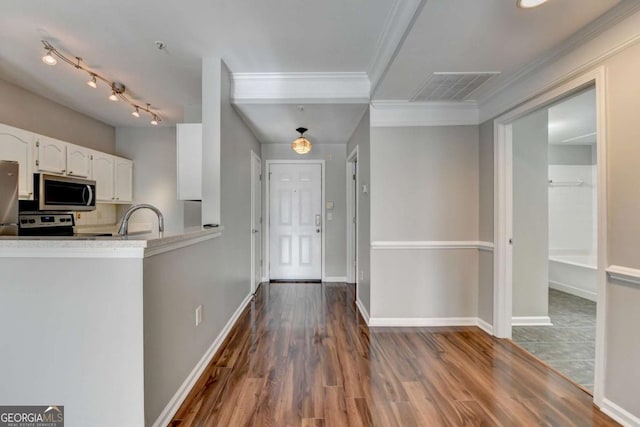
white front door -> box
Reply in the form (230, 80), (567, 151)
(251, 152), (262, 292)
(269, 163), (322, 280)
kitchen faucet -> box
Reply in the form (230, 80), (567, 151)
(118, 204), (164, 236)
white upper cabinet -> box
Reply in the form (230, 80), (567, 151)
(0, 123), (34, 199)
(91, 151), (133, 203)
(66, 144), (91, 178)
(92, 151), (115, 202)
(114, 158), (133, 203)
(36, 135), (67, 174)
(177, 123), (202, 200)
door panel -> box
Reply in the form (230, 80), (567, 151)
(269, 163), (321, 280)
(251, 153), (262, 292)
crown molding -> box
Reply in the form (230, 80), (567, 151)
(368, 0), (426, 95)
(370, 100), (479, 127)
(231, 72), (370, 103)
(478, 2), (640, 122)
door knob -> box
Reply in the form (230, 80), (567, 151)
(316, 228), (321, 233)
(252, 229), (259, 233)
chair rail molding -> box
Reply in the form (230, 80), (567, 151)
(606, 265), (640, 287)
(371, 240), (494, 250)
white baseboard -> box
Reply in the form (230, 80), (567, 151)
(549, 280), (597, 302)
(477, 318), (494, 335)
(355, 298), (370, 325)
(368, 317), (479, 327)
(511, 316), (553, 326)
(324, 276), (347, 283)
(152, 293), (253, 427)
(600, 398), (640, 427)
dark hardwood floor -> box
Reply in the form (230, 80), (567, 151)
(170, 282), (618, 426)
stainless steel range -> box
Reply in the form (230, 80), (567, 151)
(18, 212), (76, 236)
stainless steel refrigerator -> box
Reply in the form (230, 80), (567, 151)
(0, 160), (19, 236)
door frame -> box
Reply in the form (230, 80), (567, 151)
(250, 150), (262, 294)
(265, 159), (326, 282)
(346, 146), (359, 288)
(493, 66), (608, 405)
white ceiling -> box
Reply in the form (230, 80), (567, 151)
(0, 0), (393, 127)
(548, 88), (596, 145)
(374, 0), (621, 101)
(0, 0), (629, 144)
(234, 103), (368, 145)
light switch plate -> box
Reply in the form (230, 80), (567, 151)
(195, 305), (203, 326)
(362, 184), (368, 194)
(326, 201), (334, 210)
(327, 212), (333, 221)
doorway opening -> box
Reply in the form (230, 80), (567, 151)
(493, 67), (607, 405)
(510, 87), (598, 392)
(265, 160), (325, 282)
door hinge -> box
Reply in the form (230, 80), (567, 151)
(353, 217), (356, 223)
(35, 159), (39, 167)
(35, 140), (40, 148)
(259, 173), (262, 181)
(268, 172), (272, 180)
(352, 174), (356, 180)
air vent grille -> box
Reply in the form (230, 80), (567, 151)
(411, 72), (499, 102)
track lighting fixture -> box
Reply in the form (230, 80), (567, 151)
(40, 40), (162, 124)
(87, 74), (97, 89)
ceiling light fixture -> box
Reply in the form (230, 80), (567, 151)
(87, 74), (97, 89)
(517, 0), (549, 8)
(42, 46), (57, 65)
(40, 40), (162, 124)
(291, 127), (312, 154)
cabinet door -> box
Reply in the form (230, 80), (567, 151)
(92, 152), (115, 201)
(0, 124), (34, 199)
(37, 136), (67, 174)
(66, 144), (91, 178)
(114, 158), (133, 203)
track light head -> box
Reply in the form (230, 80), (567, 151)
(150, 115), (159, 126)
(87, 74), (97, 89)
(132, 107), (140, 118)
(42, 47), (57, 65)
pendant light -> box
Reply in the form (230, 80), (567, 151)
(291, 127), (312, 154)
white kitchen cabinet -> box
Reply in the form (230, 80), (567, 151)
(0, 123), (34, 199)
(91, 151), (133, 203)
(36, 135), (67, 174)
(66, 144), (91, 178)
(176, 123), (202, 200)
(92, 152), (115, 202)
(114, 158), (133, 202)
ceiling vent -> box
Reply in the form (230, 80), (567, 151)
(411, 72), (500, 102)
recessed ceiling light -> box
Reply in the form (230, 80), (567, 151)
(517, 0), (549, 8)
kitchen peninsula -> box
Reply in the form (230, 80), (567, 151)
(0, 227), (222, 426)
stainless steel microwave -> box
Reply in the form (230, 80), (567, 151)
(34, 173), (96, 211)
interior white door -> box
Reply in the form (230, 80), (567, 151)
(269, 163), (322, 280)
(251, 153), (262, 292)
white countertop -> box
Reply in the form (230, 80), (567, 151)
(0, 226), (223, 258)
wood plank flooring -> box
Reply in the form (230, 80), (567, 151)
(170, 283), (618, 426)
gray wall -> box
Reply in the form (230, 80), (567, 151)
(142, 61), (261, 424)
(260, 143), (346, 278)
(369, 125), (479, 319)
(478, 120), (494, 325)
(548, 145), (595, 165)
(347, 109), (371, 313)
(115, 127), (184, 232)
(602, 41), (640, 417)
(0, 77), (115, 154)
(370, 126), (479, 241)
(512, 109), (549, 319)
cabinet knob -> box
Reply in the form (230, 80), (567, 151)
(68, 171), (73, 174)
